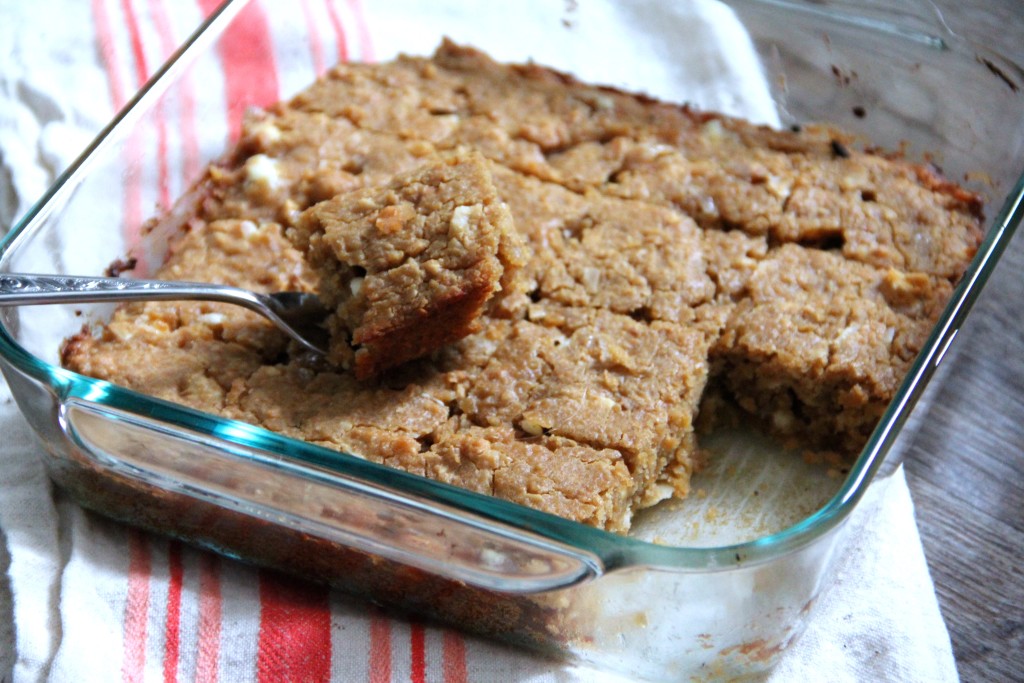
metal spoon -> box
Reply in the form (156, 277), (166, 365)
(0, 273), (329, 355)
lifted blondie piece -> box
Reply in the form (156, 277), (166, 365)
(291, 153), (525, 378)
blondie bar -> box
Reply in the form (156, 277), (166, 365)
(62, 42), (982, 532)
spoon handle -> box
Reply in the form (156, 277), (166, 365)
(0, 273), (252, 307)
(0, 273), (327, 355)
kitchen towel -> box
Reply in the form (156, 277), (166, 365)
(0, 0), (958, 681)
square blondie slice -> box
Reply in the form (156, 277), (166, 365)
(456, 301), (723, 529)
(713, 243), (954, 456)
(489, 166), (717, 323)
(291, 153), (525, 378)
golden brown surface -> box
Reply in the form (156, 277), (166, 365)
(291, 153), (524, 378)
(61, 41), (982, 532)
(713, 244), (954, 454)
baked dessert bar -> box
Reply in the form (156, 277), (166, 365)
(713, 244), (954, 455)
(62, 41), (982, 532)
(290, 153), (524, 378)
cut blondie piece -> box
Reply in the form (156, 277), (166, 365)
(290, 153), (525, 378)
(458, 301), (724, 523)
(227, 365), (637, 531)
(489, 166), (717, 323)
(425, 420), (635, 532)
(713, 243), (953, 455)
(60, 218), (314, 414)
(598, 123), (982, 281)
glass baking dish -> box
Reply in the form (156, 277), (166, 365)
(1, 0), (1022, 679)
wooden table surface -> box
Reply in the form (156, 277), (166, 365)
(897, 4), (1023, 681)
(903, 226), (1024, 682)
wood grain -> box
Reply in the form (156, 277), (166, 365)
(904, 207), (1024, 682)
(898, 3), (1024, 680)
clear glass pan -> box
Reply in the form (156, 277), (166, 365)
(1, 0), (1021, 679)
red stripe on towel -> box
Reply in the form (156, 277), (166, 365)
(90, 10), (153, 678)
(345, 0), (374, 61)
(197, 0), (279, 141)
(442, 632), (467, 683)
(368, 614), (392, 683)
(198, 0), (217, 19)
(256, 572), (332, 683)
(162, 541), (185, 683)
(409, 623), (426, 683)
(195, 553), (223, 682)
(144, 0), (178, 68)
(323, 0), (349, 63)
(122, 531), (152, 683)
(120, 0), (149, 83)
(299, 0), (327, 75)
(120, 0), (171, 209)
(92, 0), (127, 108)
(138, 2), (191, 671)
(92, 0), (146, 255)
(149, 0), (203, 185)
